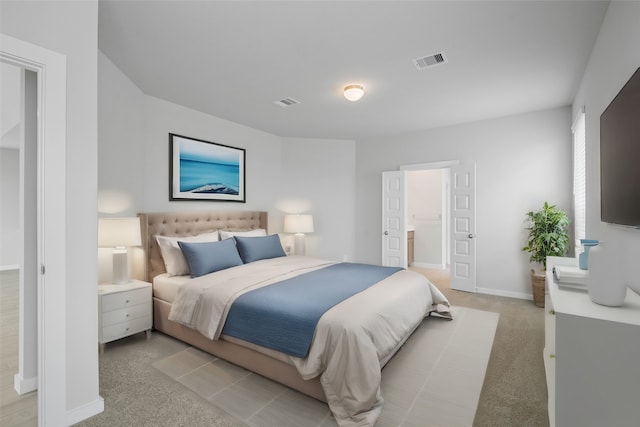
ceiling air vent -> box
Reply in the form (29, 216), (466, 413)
(413, 52), (447, 71)
(273, 97), (301, 108)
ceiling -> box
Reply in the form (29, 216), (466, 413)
(98, 1), (609, 140)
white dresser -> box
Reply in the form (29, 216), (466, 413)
(98, 280), (152, 349)
(545, 256), (640, 427)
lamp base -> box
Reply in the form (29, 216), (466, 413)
(112, 248), (129, 284)
(293, 233), (306, 256)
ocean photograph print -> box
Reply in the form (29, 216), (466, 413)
(169, 133), (246, 202)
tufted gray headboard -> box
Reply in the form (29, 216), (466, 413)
(138, 210), (268, 282)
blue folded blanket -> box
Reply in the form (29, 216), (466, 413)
(222, 262), (402, 357)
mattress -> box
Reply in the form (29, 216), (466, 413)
(152, 269), (433, 368)
(152, 273), (190, 303)
(153, 272), (294, 365)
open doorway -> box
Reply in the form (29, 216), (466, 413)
(383, 162), (477, 292)
(396, 160), (476, 293)
(406, 168), (451, 289)
(2, 33), (72, 425)
(0, 61), (38, 424)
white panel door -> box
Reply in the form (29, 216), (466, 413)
(382, 171), (407, 268)
(450, 163), (476, 292)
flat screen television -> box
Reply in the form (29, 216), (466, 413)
(600, 66), (640, 228)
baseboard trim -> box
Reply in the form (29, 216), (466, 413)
(66, 396), (104, 425)
(476, 286), (533, 301)
(14, 373), (37, 394)
(0, 264), (20, 271)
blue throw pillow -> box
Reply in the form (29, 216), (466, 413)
(178, 238), (243, 278)
(234, 234), (286, 264)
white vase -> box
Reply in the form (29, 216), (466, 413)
(587, 244), (627, 307)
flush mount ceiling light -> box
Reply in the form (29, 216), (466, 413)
(343, 84), (364, 101)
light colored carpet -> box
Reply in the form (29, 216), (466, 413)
(412, 267), (549, 426)
(0, 269), (37, 427)
(3, 267), (546, 426)
(152, 306), (499, 427)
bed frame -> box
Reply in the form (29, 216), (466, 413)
(138, 210), (327, 402)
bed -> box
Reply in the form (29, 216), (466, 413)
(138, 210), (450, 426)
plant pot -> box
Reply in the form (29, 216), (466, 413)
(530, 269), (545, 308)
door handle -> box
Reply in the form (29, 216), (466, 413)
(384, 231), (389, 236)
(468, 233), (476, 239)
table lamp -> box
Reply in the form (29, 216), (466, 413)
(283, 214), (314, 255)
(98, 217), (142, 284)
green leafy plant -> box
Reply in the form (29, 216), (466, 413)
(522, 202), (570, 270)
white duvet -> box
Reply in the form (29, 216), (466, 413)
(168, 256), (450, 427)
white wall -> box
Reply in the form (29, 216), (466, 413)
(98, 53), (357, 271)
(99, 52), (284, 282)
(98, 51), (146, 216)
(1, 62), (21, 268)
(99, 51), (283, 219)
(0, 148), (19, 267)
(355, 107), (573, 298)
(280, 138), (356, 261)
(141, 96), (283, 216)
(572, 1), (640, 294)
(98, 51), (147, 282)
(1, 0), (101, 421)
(1, 62), (21, 148)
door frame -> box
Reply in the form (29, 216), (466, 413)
(1, 33), (68, 426)
(400, 160), (477, 292)
(401, 161), (458, 270)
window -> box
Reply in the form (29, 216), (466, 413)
(572, 109), (586, 251)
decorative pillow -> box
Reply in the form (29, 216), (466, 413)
(178, 238), (243, 278)
(219, 228), (267, 240)
(156, 231), (219, 277)
(234, 234), (287, 264)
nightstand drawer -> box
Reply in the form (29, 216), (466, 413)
(102, 316), (151, 343)
(102, 301), (151, 327)
(101, 287), (150, 312)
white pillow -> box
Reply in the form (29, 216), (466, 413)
(156, 231), (219, 276)
(218, 228), (267, 240)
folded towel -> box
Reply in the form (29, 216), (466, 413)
(553, 265), (588, 286)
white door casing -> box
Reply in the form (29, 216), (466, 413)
(1, 33), (68, 426)
(382, 171), (407, 268)
(450, 163), (476, 292)
(19, 67), (38, 393)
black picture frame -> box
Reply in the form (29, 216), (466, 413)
(169, 133), (246, 202)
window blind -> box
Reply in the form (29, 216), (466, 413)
(572, 110), (586, 251)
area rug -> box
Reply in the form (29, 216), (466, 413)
(153, 306), (499, 427)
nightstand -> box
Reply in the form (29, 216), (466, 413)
(98, 280), (152, 351)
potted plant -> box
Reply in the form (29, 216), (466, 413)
(522, 202), (570, 307)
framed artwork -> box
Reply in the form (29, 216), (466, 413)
(169, 133), (246, 202)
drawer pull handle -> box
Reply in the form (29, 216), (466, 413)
(125, 300), (130, 303)
(549, 310), (555, 315)
(126, 328), (129, 331)
(126, 314), (130, 318)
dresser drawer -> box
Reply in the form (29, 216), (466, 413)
(101, 315), (151, 343)
(102, 301), (151, 327)
(101, 287), (150, 312)
(544, 292), (556, 354)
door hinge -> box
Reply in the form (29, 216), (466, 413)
(41, 265), (45, 275)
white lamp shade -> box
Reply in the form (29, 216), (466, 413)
(98, 217), (142, 247)
(284, 214), (314, 233)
